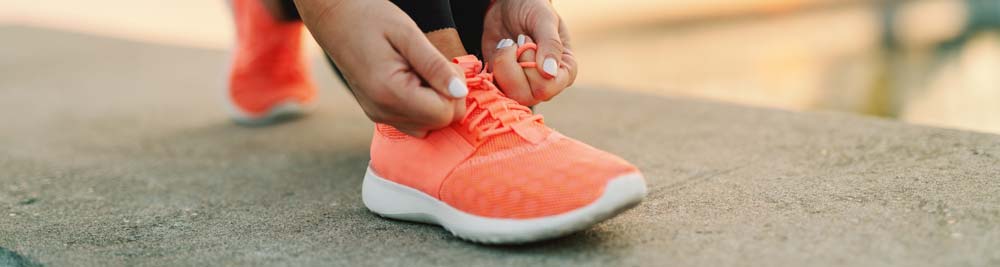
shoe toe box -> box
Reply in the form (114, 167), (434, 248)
(439, 137), (640, 219)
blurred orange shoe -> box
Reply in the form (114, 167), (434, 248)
(227, 0), (316, 125)
(362, 55), (647, 244)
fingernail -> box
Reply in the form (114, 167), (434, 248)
(448, 77), (468, 97)
(497, 39), (514, 49)
(542, 57), (558, 77)
(517, 34), (526, 46)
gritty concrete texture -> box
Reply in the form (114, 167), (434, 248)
(1, 26), (999, 267)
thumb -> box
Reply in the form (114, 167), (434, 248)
(530, 9), (564, 80)
(387, 24), (469, 98)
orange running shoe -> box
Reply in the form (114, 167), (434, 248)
(227, 0), (316, 125)
(362, 54), (647, 244)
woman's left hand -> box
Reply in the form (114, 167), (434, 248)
(481, 0), (577, 107)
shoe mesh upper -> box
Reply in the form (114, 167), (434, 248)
(440, 135), (637, 219)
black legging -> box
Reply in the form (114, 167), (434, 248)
(280, 0), (492, 86)
(388, 0), (491, 57)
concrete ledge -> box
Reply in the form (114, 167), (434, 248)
(2, 26), (998, 266)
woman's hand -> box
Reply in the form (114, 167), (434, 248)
(482, 0), (578, 107)
(295, 0), (468, 137)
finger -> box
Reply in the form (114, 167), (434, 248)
(514, 34), (538, 68)
(530, 9), (564, 80)
(452, 96), (466, 123)
(518, 37), (569, 102)
(556, 49), (579, 87)
(560, 48), (578, 88)
(485, 37), (511, 73)
(386, 21), (469, 99)
(492, 38), (536, 106)
(391, 93), (460, 137)
(352, 67), (431, 138)
(558, 20), (578, 87)
(447, 62), (467, 123)
(373, 60), (458, 137)
(392, 83), (459, 134)
(481, 32), (507, 70)
(539, 65), (573, 101)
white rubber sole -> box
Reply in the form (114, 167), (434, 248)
(361, 166), (648, 244)
(226, 99), (309, 126)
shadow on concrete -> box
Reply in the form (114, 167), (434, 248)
(0, 247), (42, 267)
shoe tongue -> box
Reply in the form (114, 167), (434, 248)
(461, 83), (549, 144)
(452, 55), (549, 143)
(464, 79), (522, 121)
(453, 55), (483, 77)
(463, 89), (500, 125)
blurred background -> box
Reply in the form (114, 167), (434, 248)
(2, 0), (999, 133)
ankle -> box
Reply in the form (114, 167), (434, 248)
(426, 28), (468, 59)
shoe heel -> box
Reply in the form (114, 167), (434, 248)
(361, 167), (439, 225)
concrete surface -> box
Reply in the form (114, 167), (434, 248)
(1, 26), (999, 266)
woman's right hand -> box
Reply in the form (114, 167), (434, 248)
(294, 0), (468, 138)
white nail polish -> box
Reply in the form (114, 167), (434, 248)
(496, 39), (508, 49)
(542, 57), (558, 77)
(498, 39), (514, 49)
(517, 34), (526, 46)
(448, 77), (468, 97)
